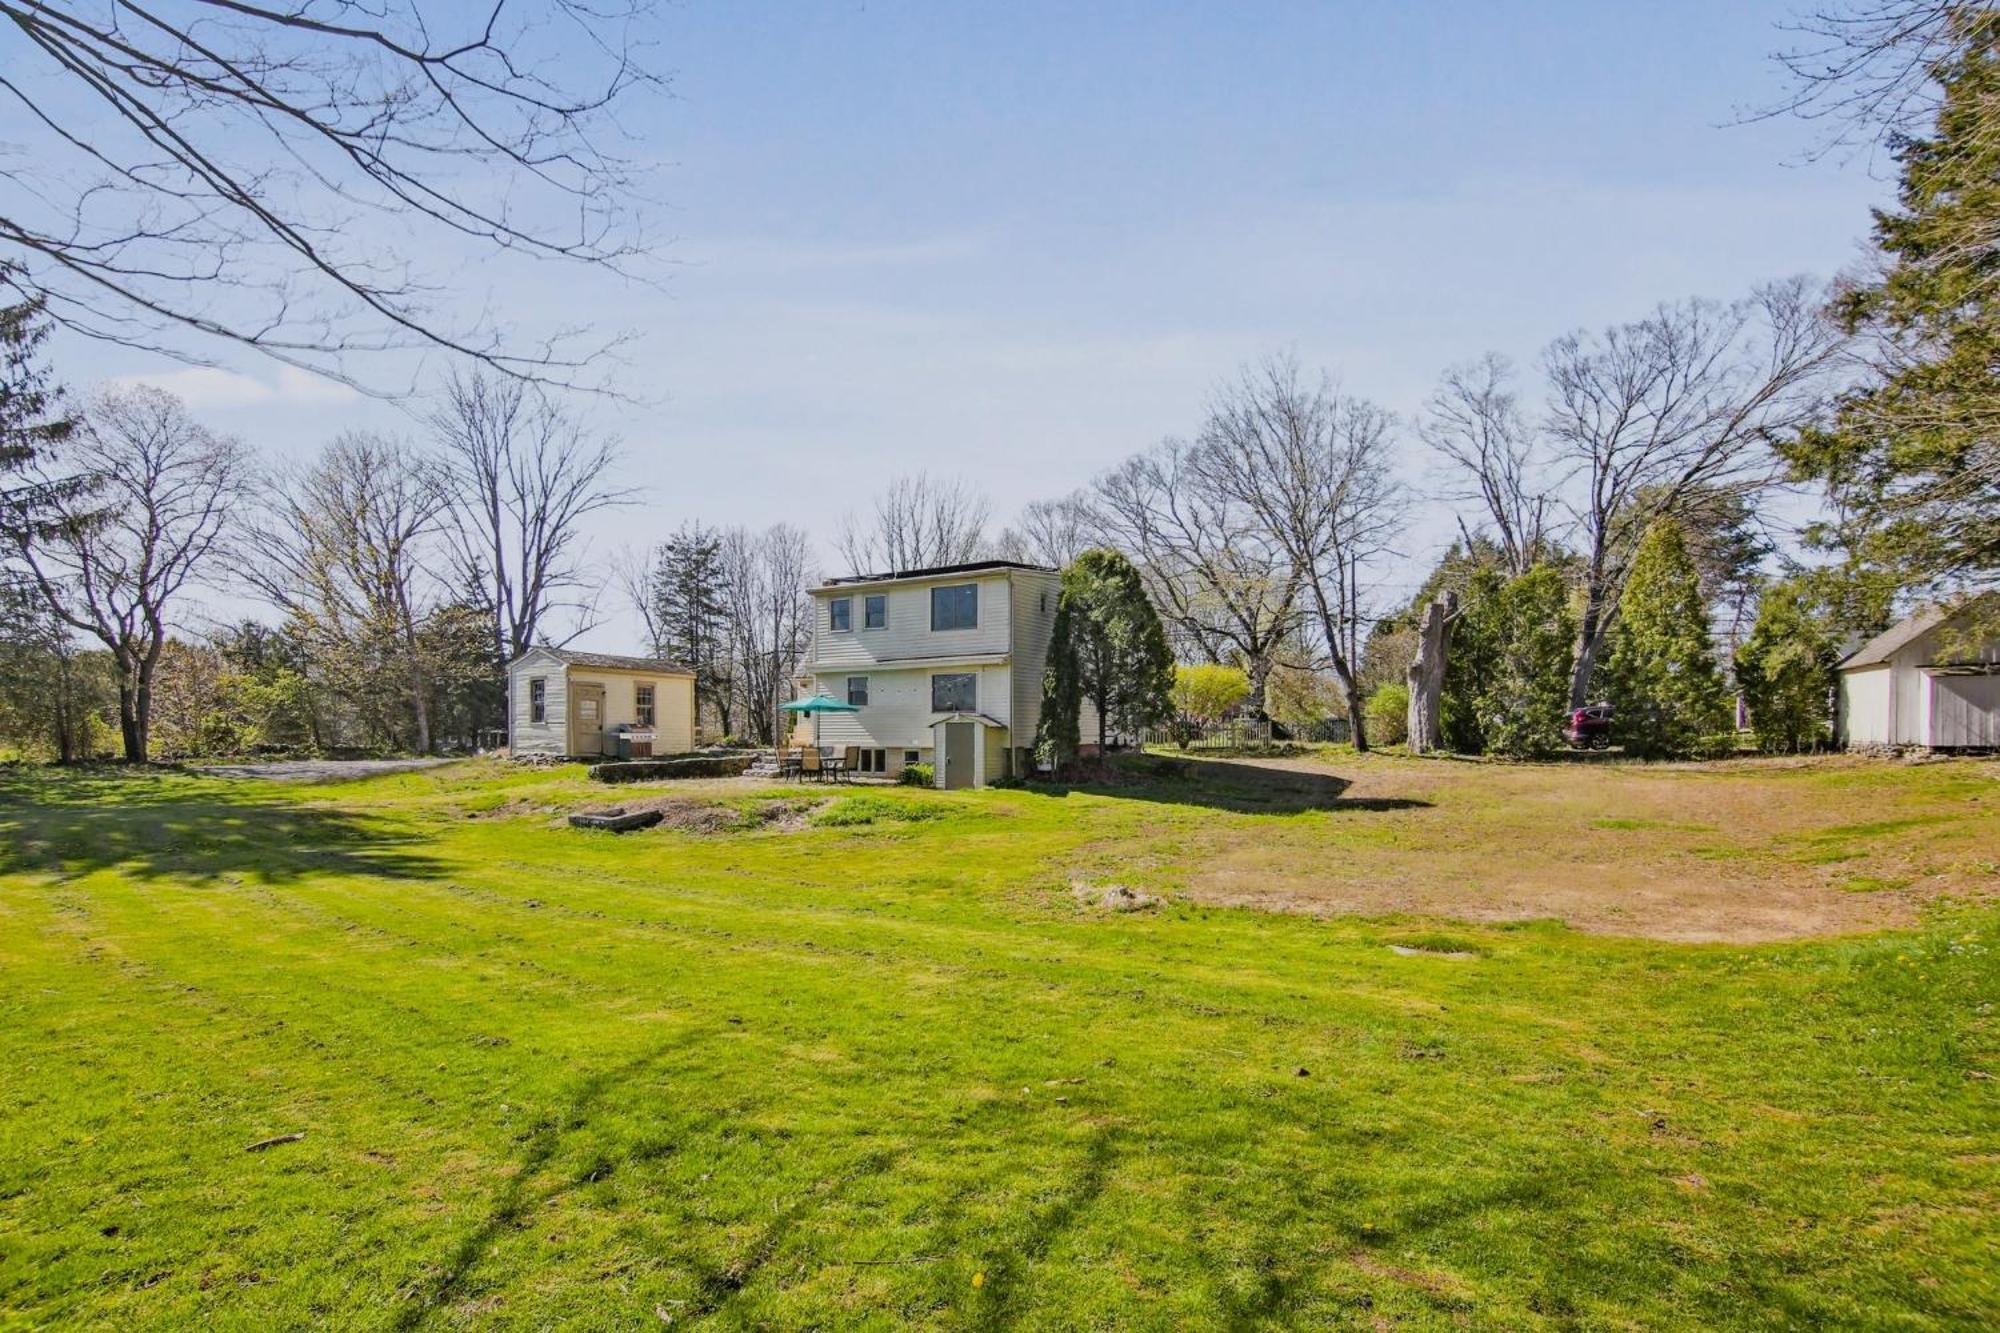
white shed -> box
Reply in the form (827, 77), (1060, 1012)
(1836, 602), (2000, 750)
(506, 646), (696, 759)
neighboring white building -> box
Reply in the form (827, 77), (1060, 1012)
(1836, 602), (2000, 750)
(800, 560), (1067, 788)
(507, 646), (696, 759)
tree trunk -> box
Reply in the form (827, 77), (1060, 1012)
(1244, 654), (1272, 721)
(1405, 594), (1454, 754)
(117, 682), (145, 762)
(1569, 600), (1605, 710)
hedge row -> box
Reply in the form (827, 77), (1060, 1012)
(587, 753), (755, 783)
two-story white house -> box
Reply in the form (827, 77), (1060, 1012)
(800, 560), (1064, 788)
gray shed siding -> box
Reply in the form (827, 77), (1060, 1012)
(508, 651), (571, 757)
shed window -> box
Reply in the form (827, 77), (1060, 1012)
(829, 597), (852, 632)
(636, 683), (655, 727)
(931, 583), (978, 631)
(864, 594), (887, 629)
(529, 677), (547, 723)
(932, 672), (977, 712)
(847, 676), (869, 706)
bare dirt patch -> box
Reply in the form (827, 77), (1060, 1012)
(576, 795), (825, 835)
(1167, 753), (1998, 943)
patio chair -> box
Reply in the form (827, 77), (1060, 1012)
(841, 746), (861, 782)
(799, 747), (823, 782)
(778, 747), (802, 781)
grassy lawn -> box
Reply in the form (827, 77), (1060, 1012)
(0, 755), (1994, 1329)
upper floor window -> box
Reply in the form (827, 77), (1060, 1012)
(829, 597), (852, 632)
(864, 594), (887, 629)
(847, 676), (869, 706)
(635, 683), (655, 727)
(529, 677), (547, 723)
(931, 583), (978, 631)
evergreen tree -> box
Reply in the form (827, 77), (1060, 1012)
(1782, 11), (2000, 611)
(1734, 579), (1840, 754)
(652, 523), (733, 733)
(1604, 521), (1731, 759)
(0, 278), (85, 576)
(1474, 564), (1577, 759)
(1438, 566), (1505, 754)
(1036, 549), (1174, 772)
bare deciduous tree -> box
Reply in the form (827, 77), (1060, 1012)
(989, 493), (1097, 568)
(1422, 354), (1551, 576)
(721, 524), (814, 746)
(1764, 1), (1980, 154)
(1, 0), (658, 385)
(431, 369), (628, 669)
(1195, 357), (1405, 750)
(836, 473), (990, 576)
(9, 385), (245, 760)
(1544, 278), (1843, 705)
(240, 433), (451, 752)
(1094, 439), (1301, 718)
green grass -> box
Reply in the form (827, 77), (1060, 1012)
(0, 758), (1995, 1329)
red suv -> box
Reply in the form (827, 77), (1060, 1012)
(1565, 704), (1613, 750)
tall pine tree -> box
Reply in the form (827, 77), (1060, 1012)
(1783, 10), (2000, 611)
(1605, 521), (1731, 759)
(651, 524), (733, 735)
(1734, 579), (1840, 754)
(0, 278), (84, 566)
(1036, 549), (1173, 773)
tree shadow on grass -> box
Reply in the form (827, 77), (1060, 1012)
(1035, 756), (1432, 816)
(0, 767), (443, 884)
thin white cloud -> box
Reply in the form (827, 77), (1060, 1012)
(110, 365), (359, 411)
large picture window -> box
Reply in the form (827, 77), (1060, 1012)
(529, 677), (546, 723)
(829, 597), (852, 632)
(931, 672), (977, 712)
(930, 583), (977, 631)
(635, 683), (655, 727)
(864, 594), (887, 629)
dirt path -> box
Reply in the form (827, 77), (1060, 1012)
(197, 757), (462, 782)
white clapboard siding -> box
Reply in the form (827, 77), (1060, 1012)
(811, 574), (1012, 669)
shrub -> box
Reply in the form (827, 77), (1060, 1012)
(1172, 664), (1251, 726)
(1364, 682), (1410, 746)
(812, 794), (948, 827)
(899, 762), (934, 787)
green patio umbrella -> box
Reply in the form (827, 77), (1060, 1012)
(780, 692), (859, 745)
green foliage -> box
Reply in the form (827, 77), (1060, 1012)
(1475, 566), (1578, 758)
(0, 277), (82, 550)
(1036, 549), (1174, 771)
(1605, 522), (1732, 758)
(1735, 579), (1840, 754)
(1171, 663), (1250, 724)
(1439, 565), (1576, 758)
(1436, 567), (1500, 755)
(1781, 13), (2000, 609)
(1364, 682), (1410, 747)
(898, 761), (934, 787)
(652, 523), (733, 727)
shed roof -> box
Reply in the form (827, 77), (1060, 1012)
(511, 645), (693, 675)
(1838, 596), (1997, 669)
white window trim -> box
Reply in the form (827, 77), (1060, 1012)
(846, 675), (869, 707)
(829, 596), (853, 633)
(863, 593), (887, 631)
(930, 583), (979, 632)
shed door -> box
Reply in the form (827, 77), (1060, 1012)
(570, 682), (607, 756)
(942, 722), (975, 789)
(1929, 672), (2000, 748)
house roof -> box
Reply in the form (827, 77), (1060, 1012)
(512, 645), (693, 675)
(1838, 596), (1997, 669)
(819, 558), (1056, 589)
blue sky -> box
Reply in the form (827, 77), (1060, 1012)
(73, 1), (1893, 647)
